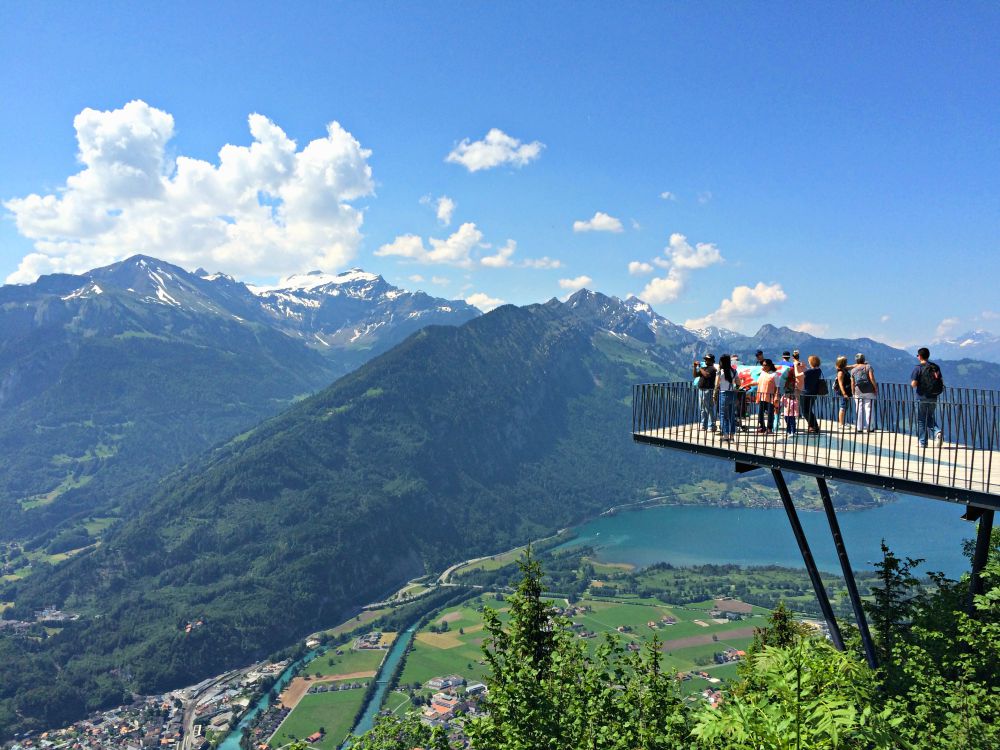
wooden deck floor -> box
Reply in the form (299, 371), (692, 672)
(634, 419), (1000, 507)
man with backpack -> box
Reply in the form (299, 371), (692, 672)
(911, 347), (945, 448)
(693, 354), (718, 432)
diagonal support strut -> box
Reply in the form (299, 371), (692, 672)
(968, 508), (995, 612)
(816, 477), (877, 668)
(771, 469), (845, 651)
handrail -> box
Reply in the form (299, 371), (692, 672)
(632, 382), (1000, 500)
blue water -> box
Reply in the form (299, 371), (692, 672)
(345, 624), (418, 743)
(218, 650), (319, 750)
(559, 495), (974, 579)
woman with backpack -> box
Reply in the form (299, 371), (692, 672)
(851, 353), (878, 432)
(833, 356), (853, 428)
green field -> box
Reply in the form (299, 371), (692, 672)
(269, 685), (366, 749)
(320, 607), (392, 638)
(392, 593), (760, 713)
(306, 643), (386, 677)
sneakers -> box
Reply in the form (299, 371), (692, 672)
(935, 432), (944, 447)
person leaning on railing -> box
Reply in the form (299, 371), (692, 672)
(833, 356), (853, 428)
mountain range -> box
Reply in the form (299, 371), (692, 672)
(0, 256), (478, 539)
(2, 256), (999, 737)
(932, 330), (1000, 364)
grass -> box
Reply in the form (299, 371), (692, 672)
(18, 473), (94, 510)
(82, 517), (117, 536)
(320, 607), (392, 638)
(269, 687), (365, 749)
(305, 645), (386, 677)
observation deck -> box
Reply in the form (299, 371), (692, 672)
(631, 380), (998, 667)
(632, 382), (1000, 510)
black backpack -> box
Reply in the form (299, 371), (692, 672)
(919, 362), (945, 397)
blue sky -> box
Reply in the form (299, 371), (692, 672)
(1, 2), (997, 345)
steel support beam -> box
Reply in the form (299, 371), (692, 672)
(771, 469), (845, 651)
(816, 478), (877, 668)
(968, 509), (995, 612)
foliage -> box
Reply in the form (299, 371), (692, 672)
(465, 552), (690, 749)
(692, 638), (899, 749)
(349, 714), (449, 750)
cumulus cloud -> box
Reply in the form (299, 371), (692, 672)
(559, 275), (592, 291)
(660, 191), (677, 201)
(936, 317), (960, 338)
(431, 276), (449, 285)
(5, 100), (375, 283)
(792, 321), (830, 337)
(522, 256), (562, 269)
(376, 222), (484, 267)
(628, 261), (654, 276)
(408, 274), (425, 283)
(880, 314), (891, 323)
(639, 232), (724, 303)
(481, 240), (516, 268)
(466, 291), (505, 311)
(445, 128), (544, 172)
(684, 282), (787, 330)
(573, 211), (623, 233)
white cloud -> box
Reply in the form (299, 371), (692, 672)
(481, 239), (516, 268)
(5, 100), (375, 284)
(630, 218), (641, 230)
(660, 191), (676, 201)
(558, 275), (592, 291)
(936, 317), (960, 338)
(697, 191), (713, 205)
(431, 276), (449, 286)
(684, 282), (787, 330)
(573, 211), (623, 233)
(435, 196), (455, 225)
(880, 314), (891, 323)
(628, 261), (654, 276)
(522, 256), (562, 269)
(638, 232), (724, 304)
(640, 269), (685, 304)
(408, 274), (425, 283)
(445, 128), (544, 172)
(792, 321), (830, 337)
(375, 222), (484, 267)
(466, 291), (505, 311)
(981, 310), (999, 320)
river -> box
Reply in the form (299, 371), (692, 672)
(559, 495), (974, 578)
(217, 650), (319, 750)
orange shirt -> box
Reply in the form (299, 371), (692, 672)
(757, 371), (778, 403)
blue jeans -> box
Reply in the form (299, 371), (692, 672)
(699, 389), (716, 429)
(719, 390), (736, 436)
(916, 399), (940, 446)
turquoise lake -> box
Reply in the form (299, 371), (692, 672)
(560, 495), (974, 579)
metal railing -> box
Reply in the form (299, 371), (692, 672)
(632, 382), (1000, 500)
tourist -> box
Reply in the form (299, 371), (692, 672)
(779, 351), (794, 367)
(833, 356), (853, 428)
(757, 359), (778, 434)
(780, 381), (799, 437)
(716, 354), (738, 442)
(851, 353), (878, 432)
(693, 354), (717, 431)
(802, 355), (823, 433)
(911, 347), (945, 448)
(755, 350), (765, 367)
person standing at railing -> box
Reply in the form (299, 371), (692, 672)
(911, 347), (945, 448)
(757, 359), (779, 434)
(833, 356), (853, 428)
(802, 355), (824, 433)
(716, 354), (738, 442)
(693, 354), (718, 431)
(851, 353), (878, 432)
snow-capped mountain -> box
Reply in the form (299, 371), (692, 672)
(932, 330), (1000, 364)
(561, 289), (700, 347)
